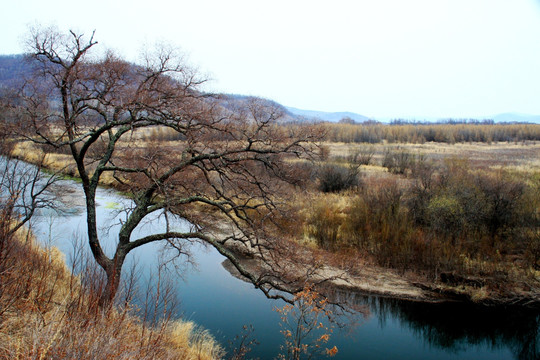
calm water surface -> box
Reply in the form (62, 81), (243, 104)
(31, 179), (539, 360)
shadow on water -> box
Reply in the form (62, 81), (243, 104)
(332, 289), (539, 360)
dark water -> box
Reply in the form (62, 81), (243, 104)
(31, 179), (539, 360)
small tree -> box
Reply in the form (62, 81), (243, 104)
(0, 111), (58, 312)
(275, 286), (337, 360)
(12, 26), (322, 307)
(0, 101), (58, 243)
(349, 145), (374, 166)
(382, 148), (415, 175)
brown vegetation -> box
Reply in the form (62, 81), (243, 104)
(322, 121), (540, 144)
(300, 143), (540, 305)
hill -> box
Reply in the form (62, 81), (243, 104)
(0, 54), (32, 87)
(3, 55), (539, 124)
(0, 55), (369, 123)
(286, 106), (369, 122)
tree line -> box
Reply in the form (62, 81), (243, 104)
(321, 122), (540, 144)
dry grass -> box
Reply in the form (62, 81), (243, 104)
(325, 141), (540, 173)
(12, 142), (119, 187)
(0, 227), (223, 360)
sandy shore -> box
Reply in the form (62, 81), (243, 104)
(221, 251), (433, 304)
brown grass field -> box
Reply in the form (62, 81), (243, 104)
(323, 141), (540, 172)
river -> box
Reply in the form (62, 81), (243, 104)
(29, 177), (539, 359)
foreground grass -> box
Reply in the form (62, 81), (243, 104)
(0, 228), (223, 360)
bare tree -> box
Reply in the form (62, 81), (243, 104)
(12, 26), (323, 307)
(0, 104), (59, 313)
(0, 97), (58, 238)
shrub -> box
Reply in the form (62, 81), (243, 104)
(382, 149), (415, 175)
(305, 200), (345, 251)
(475, 171), (526, 240)
(525, 233), (540, 269)
(349, 146), (375, 166)
(275, 286), (337, 360)
(317, 164), (360, 193)
(427, 195), (465, 240)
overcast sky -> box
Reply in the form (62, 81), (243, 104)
(2, 0), (540, 119)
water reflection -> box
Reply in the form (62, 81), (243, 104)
(332, 289), (539, 360)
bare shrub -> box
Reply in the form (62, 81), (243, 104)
(305, 200), (345, 251)
(349, 145), (375, 166)
(525, 234), (540, 270)
(275, 286), (337, 360)
(317, 164), (360, 193)
(426, 195), (465, 241)
(475, 171), (527, 241)
(382, 148), (415, 175)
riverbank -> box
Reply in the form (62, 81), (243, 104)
(221, 242), (540, 308)
(0, 224), (223, 359)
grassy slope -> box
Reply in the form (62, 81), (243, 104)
(0, 227), (223, 360)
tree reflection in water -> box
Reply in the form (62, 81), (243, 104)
(333, 289), (539, 360)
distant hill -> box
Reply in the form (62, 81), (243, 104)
(285, 106), (369, 123)
(0, 55), (303, 123)
(217, 94), (299, 123)
(2, 55), (539, 125)
(0, 54), (32, 87)
(492, 113), (540, 124)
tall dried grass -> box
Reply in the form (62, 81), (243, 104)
(0, 227), (223, 360)
(322, 122), (540, 144)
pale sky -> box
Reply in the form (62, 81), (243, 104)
(2, 0), (540, 119)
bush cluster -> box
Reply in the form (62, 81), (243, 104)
(304, 159), (540, 279)
(316, 164), (361, 193)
